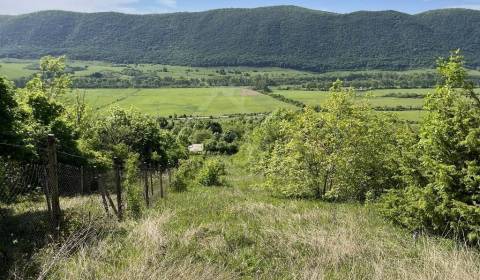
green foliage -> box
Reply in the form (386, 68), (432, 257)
(380, 51), (480, 244)
(86, 106), (186, 168)
(253, 75), (272, 93)
(13, 56), (85, 164)
(251, 81), (404, 200)
(1, 8), (480, 71)
(197, 158), (226, 186)
(189, 129), (213, 144)
(0, 158), (11, 203)
(0, 76), (29, 158)
(171, 118), (249, 155)
(124, 153), (144, 219)
(171, 157), (204, 192)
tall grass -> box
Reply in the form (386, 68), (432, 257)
(7, 158), (480, 279)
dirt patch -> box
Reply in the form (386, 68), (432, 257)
(240, 89), (260, 96)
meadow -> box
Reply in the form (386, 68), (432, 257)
(67, 87), (431, 120)
(69, 88), (295, 116)
(65, 87), (431, 121)
(0, 58), (320, 81)
(7, 156), (479, 280)
(275, 89), (428, 106)
(2, 58), (478, 121)
(3, 57), (479, 80)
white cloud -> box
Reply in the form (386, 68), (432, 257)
(449, 4), (480, 10)
(157, 0), (176, 8)
(0, 0), (176, 15)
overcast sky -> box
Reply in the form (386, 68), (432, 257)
(2, 0), (480, 15)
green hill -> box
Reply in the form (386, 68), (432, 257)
(1, 6), (480, 71)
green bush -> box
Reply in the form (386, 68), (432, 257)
(197, 159), (226, 186)
(380, 186), (480, 245)
(171, 157), (203, 192)
(379, 51), (480, 245)
(250, 81), (402, 201)
(0, 158), (10, 203)
(124, 153), (144, 218)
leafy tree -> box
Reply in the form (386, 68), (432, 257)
(0, 77), (28, 158)
(253, 75), (272, 93)
(170, 157), (204, 192)
(380, 50), (480, 244)
(189, 129), (213, 144)
(251, 80), (402, 200)
(16, 56), (83, 163)
(88, 107), (186, 169)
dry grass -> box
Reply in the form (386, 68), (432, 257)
(5, 168), (480, 280)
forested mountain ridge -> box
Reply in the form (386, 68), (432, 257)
(1, 6), (480, 71)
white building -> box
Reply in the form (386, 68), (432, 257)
(188, 144), (204, 153)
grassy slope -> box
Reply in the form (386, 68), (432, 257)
(26, 157), (480, 280)
(69, 88), (295, 116)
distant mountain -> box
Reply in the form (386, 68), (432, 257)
(1, 6), (479, 71)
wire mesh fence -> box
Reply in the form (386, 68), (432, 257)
(0, 137), (178, 280)
(1, 140), (175, 240)
(0, 160), (48, 204)
(139, 166), (173, 206)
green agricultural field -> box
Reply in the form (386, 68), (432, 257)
(0, 59), (37, 79)
(70, 87), (295, 116)
(277, 88), (479, 103)
(0, 58), (315, 81)
(275, 89), (428, 106)
(275, 89), (432, 121)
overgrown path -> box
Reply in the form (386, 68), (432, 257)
(38, 157), (480, 280)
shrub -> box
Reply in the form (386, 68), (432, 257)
(171, 157), (203, 192)
(124, 153), (144, 218)
(0, 158), (10, 203)
(170, 173), (188, 192)
(379, 51), (480, 245)
(251, 81), (402, 201)
(197, 159), (226, 186)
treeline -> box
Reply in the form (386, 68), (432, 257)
(247, 51), (480, 245)
(69, 70), (475, 90)
(13, 67), (480, 90)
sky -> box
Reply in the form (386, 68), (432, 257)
(2, 0), (480, 15)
